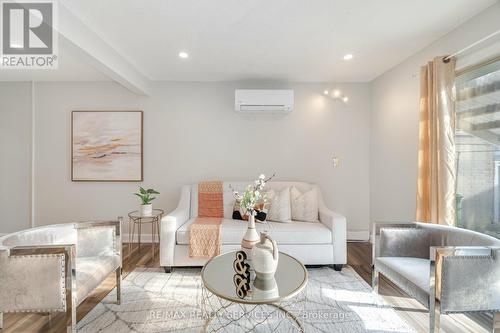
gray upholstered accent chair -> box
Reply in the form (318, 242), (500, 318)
(372, 222), (500, 333)
(0, 219), (122, 333)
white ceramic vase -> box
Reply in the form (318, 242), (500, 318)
(241, 213), (260, 257)
(141, 204), (153, 216)
(251, 231), (279, 280)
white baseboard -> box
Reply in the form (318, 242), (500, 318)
(123, 234), (159, 243)
(347, 230), (370, 242)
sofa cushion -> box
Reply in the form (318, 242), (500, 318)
(290, 186), (319, 222)
(266, 188), (292, 222)
(376, 257), (430, 307)
(76, 255), (121, 305)
(176, 218), (332, 245)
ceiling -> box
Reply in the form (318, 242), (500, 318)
(1, 0), (498, 83)
(0, 38), (111, 82)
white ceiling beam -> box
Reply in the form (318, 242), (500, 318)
(57, 3), (151, 95)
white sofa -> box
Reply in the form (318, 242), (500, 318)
(0, 220), (122, 333)
(160, 181), (347, 272)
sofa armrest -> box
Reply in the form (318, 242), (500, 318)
(0, 245), (76, 321)
(160, 185), (191, 267)
(75, 219), (122, 259)
(372, 222), (416, 263)
(431, 246), (500, 313)
(319, 205), (347, 265)
(378, 227), (430, 259)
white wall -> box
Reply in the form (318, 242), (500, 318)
(0, 82), (32, 233)
(31, 81), (371, 238)
(370, 2), (500, 225)
(6, 2), (498, 239)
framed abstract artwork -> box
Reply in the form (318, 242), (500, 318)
(71, 111), (143, 181)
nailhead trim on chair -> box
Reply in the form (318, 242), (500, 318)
(10, 254), (66, 312)
(444, 255), (493, 259)
(444, 309), (500, 314)
(60, 254), (67, 311)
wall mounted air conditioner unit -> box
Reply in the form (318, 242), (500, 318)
(235, 89), (294, 113)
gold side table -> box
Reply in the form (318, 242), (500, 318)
(128, 209), (164, 259)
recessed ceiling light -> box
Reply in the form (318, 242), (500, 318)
(333, 90), (341, 98)
(178, 51), (189, 59)
(323, 90), (329, 95)
(342, 96), (349, 103)
(343, 54), (353, 60)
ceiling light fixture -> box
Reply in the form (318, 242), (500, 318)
(324, 89), (349, 103)
(343, 54), (353, 60)
(178, 51), (189, 59)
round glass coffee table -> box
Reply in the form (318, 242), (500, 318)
(201, 251), (308, 332)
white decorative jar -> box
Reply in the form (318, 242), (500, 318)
(251, 231), (279, 280)
(241, 213), (260, 257)
(252, 277), (279, 300)
(141, 204), (153, 216)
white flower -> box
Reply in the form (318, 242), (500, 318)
(259, 174), (266, 180)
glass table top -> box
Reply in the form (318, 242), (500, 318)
(128, 209), (164, 219)
(201, 251), (308, 304)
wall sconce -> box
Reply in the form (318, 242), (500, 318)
(323, 89), (349, 103)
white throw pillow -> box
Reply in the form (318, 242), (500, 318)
(290, 186), (318, 222)
(266, 188), (292, 223)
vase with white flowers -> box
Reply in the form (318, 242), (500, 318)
(233, 174), (275, 256)
(134, 187), (160, 216)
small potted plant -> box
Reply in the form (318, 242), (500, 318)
(134, 187), (160, 216)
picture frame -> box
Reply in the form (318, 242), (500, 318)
(71, 110), (143, 182)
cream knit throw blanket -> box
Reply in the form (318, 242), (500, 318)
(189, 181), (223, 258)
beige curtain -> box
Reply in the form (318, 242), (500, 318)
(416, 56), (456, 226)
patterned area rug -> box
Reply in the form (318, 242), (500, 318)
(77, 267), (415, 333)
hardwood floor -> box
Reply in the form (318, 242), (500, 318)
(2, 242), (491, 332)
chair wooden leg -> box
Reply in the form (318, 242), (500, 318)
(116, 267), (122, 305)
(64, 246), (76, 333)
(493, 311), (500, 333)
(429, 299), (441, 333)
(372, 269), (379, 294)
(66, 300), (76, 333)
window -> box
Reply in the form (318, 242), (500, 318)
(455, 57), (500, 239)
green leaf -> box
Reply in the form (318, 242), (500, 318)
(147, 189), (160, 194)
(139, 187), (147, 194)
